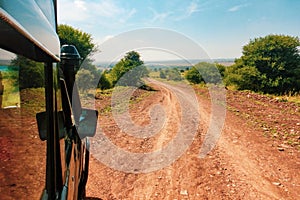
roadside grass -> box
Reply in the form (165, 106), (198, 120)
(273, 93), (300, 105)
(20, 88), (45, 116)
(96, 86), (154, 115)
(1, 71), (20, 108)
(148, 71), (159, 78)
(1, 70), (45, 115)
(192, 83), (300, 150)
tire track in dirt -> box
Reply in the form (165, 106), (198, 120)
(128, 79), (195, 199)
(87, 79), (200, 199)
(196, 89), (300, 199)
(86, 80), (300, 199)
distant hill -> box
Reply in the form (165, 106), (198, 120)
(95, 58), (235, 69)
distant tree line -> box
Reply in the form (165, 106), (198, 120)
(158, 68), (183, 81)
(10, 25), (148, 92)
(184, 34), (300, 95)
(12, 24), (300, 96)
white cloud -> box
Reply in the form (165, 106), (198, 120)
(149, 7), (172, 23)
(74, 0), (87, 11)
(58, 0), (90, 22)
(187, 1), (200, 16)
(119, 8), (136, 23)
(58, 0), (136, 26)
(228, 4), (249, 12)
(174, 1), (202, 21)
(91, 1), (123, 18)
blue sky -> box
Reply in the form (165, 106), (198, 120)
(57, 0), (300, 61)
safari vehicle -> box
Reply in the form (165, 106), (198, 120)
(0, 1), (98, 199)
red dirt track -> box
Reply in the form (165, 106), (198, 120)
(0, 80), (299, 199)
(86, 80), (300, 200)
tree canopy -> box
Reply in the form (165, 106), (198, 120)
(11, 56), (44, 89)
(110, 51), (148, 86)
(11, 25), (98, 89)
(58, 24), (97, 59)
(185, 62), (222, 84)
(226, 34), (300, 94)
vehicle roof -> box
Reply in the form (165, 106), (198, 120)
(0, 1), (60, 62)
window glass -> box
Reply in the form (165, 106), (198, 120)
(0, 48), (46, 199)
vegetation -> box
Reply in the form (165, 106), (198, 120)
(76, 69), (94, 93)
(7, 25), (99, 90)
(183, 34), (300, 96)
(97, 70), (111, 90)
(75, 58), (101, 94)
(164, 69), (182, 81)
(10, 25), (300, 98)
(224, 34), (300, 95)
(0, 68), (20, 107)
(109, 51), (148, 87)
(11, 56), (44, 89)
(185, 62), (223, 84)
(154, 68), (185, 81)
(159, 70), (166, 79)
(58, 24), (97, 59)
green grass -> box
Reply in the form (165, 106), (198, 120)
(148, 71), (160, 78)
(1, 71), (20, 108)
(97, 86), (154, 115)
(20, 88), (45, 115)
(279, 94), (300, 104)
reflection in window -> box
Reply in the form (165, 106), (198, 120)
(0, 48), (46, 199)
(0, 49), (19, 109)
(0, 65), (20, 108)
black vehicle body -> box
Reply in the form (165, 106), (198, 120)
(0, 1), (97, 199)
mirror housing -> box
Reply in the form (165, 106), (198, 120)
(36, 108), (98, 140)
(36, 111), (66, 141)
(77, 109), (98, 139)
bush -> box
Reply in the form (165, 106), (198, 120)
(98, 71), (111, 90)
(185, 62), (222, 84)
(230, 34), (300, 94)
(224, 65), (261, 91)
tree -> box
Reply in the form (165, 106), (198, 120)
(165, 69), (182, 81)
(233, 34), (300, 94)
(58, 24), (101, 93)
(11, 56), (44, 89)
(79, 58), (99, 79)
(98, 70), (111, 90)
(58, 24), (97, 59)
(215, 63), (226, 78)
(185, 66), (202, 84)
(185, 62), (222, 84)
(159, 70), (166, 79)
(76, 69), (94, 93)
(224, 64), (261, 91)
(109, 51), (148, 86)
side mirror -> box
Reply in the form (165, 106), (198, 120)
(78, 109), (98, 139)
(36, 111), (66, 141)
(36, 108), (98, 140)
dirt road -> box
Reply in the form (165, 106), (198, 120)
(86, 79), (300, 200)
(0, 80), (298, 199)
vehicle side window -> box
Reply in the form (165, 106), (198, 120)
(0, 48), (46, 199)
